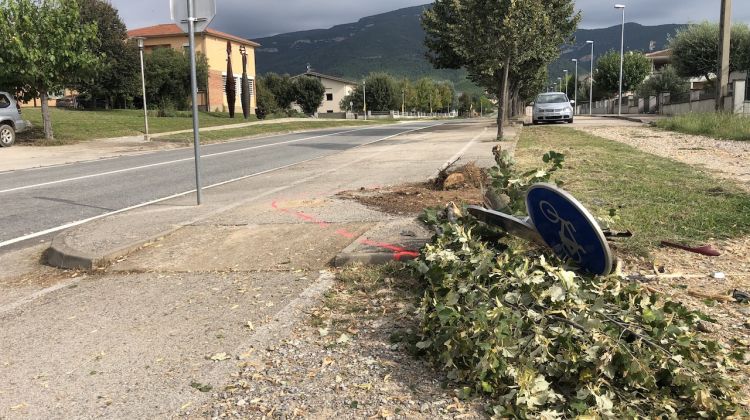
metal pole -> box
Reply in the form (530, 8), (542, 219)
(402, 89), (405, 114)
(564, 70), (569, 97)
(588, 41), (594, 116)
(138, 43), (150, 141)
(363, 80), (367, 120)
(573, 60), (578, 116)
(187, 0), (203, 205)
(716, 0), (732, 111)
(618, 8), (625, 115)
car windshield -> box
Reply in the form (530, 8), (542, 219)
(536, 94), (568, 104)
(0, 95), (10, 109)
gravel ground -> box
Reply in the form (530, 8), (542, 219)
(576, 125), (750, 191)
(187, 266), (489, 419)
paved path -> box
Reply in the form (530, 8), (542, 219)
(0, 120), (499, 419)
(0, 122), (437, 250)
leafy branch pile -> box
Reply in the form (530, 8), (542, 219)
(414, 152), (745, 418)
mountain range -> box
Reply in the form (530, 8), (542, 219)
(250, 5), (684, 93)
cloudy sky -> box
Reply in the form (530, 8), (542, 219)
(114, 1), (750, 39)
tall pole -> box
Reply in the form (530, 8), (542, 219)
(402, 89), (405, 114)
(564, 70), (569, 97)
(591, 50), (595, 115)
(717, 0), (732, 111)
(616, 4), (626, 116)
(572, 59), (578, 116)
(137, 38), (149, 141)
(187, 0), (203, 205)
(363, 80), (367, 120)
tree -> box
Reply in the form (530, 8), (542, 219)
(255, 76), (279, 119)
(594, 51), (651, 97)
(0, 0), (99, 140)
(343, 73), (398, 113)
(669, 22), (750, 81)
(423, 0), (579, 139)
(144, 48), (208, 111)
(293, 76), (325, 115)
(72, 0), (139, 109)
(637, 65), (689, 97)
(262, 73), (296, 110)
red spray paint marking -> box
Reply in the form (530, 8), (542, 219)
(271, 200), (420, 261)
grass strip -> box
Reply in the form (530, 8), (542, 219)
(516, 126), (750, 255)
(655, 112), (750, 141)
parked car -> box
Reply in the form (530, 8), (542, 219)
(55, 95), (81, 109)
(532, 92), (574, 124)
(0, 91), (31, 147)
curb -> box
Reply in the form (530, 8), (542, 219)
(44, 225), (184, 270)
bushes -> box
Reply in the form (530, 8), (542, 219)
(413, 151), (745, 418)
(143, 48), (208, 112)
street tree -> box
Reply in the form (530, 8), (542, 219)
(637, 65), (689, 97)
(0, 0), (99, 140)
(423, 0), (579, 139)
(594, 51), (651, 97)
(73, 0), (140, 109)
(144, 48), (208, 112)
(292, 76), (325, 115)
(344, 73), (398, 112)
(669, 22), (750, 81)
(255, 76), (280, 118)
(262, 73), (296, 110)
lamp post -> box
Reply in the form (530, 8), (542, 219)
(363, 80), (367, 120)
(563, 69), (569, 97)
(615, 4), (626, 115)
(557, 77), (562, 92)
(135, 37), (149, 141)
(586, 40), (594, 115)
(572, 59), (578, 116)
(402, 89), (405, 114)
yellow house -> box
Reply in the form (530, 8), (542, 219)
(128, 24), (259, 113)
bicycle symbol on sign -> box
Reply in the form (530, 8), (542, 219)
(539, 201), (587, 263)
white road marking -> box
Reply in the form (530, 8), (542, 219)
(0, 123), (442, 250)
(0, 123), (425, 195)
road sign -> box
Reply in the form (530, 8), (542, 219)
(526, 183), (613, 276)
(171, 0), (216, 33)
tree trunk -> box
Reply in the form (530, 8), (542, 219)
(496, 55), (511, 140)
(41, 91), (54, 140)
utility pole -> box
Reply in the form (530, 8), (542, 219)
(563, 70), (569, 97)
(587, 40), (594, 115)
(717, 0), (732, 111)
(363, 80), (367, 120)
(615, 4), (626, 116)
(572, 59), (578, 115)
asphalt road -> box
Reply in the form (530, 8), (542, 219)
(0, 121), (442, 250)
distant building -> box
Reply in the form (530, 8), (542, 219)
(292, 71), (357, 114)
(644, 48), (708, 91)
(128, 24), (260, 113)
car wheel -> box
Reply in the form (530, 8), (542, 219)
(0, 124), (15, 147)
(567, 118), (574, 124)
(532, 120), (540, 125)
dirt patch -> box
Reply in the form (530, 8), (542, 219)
(339, 163), (486, 215)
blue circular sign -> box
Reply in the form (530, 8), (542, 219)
(526, 183), (613, 276)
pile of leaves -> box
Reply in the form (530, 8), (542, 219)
(413, 150), (746, 418)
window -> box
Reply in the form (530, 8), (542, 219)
(222, 75), (254, 97)
(327, 110), (334, 113)
(0, 94), (10, 109)
(326, 93), (334, 101)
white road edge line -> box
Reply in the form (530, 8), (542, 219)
(0, 123), (421, 195)
(0, 123), (443, 250)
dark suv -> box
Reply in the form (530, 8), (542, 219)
(0, 92), (31, 147)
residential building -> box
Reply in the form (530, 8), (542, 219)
(644, 49), (709, 91)
(128, 24), (259, 113)
(292, 71), (357, 114)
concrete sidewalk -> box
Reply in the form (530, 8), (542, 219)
(0, 120), (507, 419)
(589, 113), (664, 124)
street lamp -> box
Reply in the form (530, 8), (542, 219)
(402, 89), (405, 114)
(363, 80), (367, 120)
(615, 4), (626, 115)
(563, 69), (569, 97)
(135, 37), (149, 141)
(586, 40), (594, 116)
(572, 59), (579, 116)
(557, 77), (562, 92)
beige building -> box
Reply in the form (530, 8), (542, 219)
(128, 24), (259, 113)
(293, 71), (357, 114)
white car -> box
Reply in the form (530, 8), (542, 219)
(532, 93), (574, 125)
(0, 91), (31, 147)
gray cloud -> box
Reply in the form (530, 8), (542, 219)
(113, 1), (750, 39)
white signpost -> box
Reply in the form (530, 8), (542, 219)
(171, 0), (216, 205)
